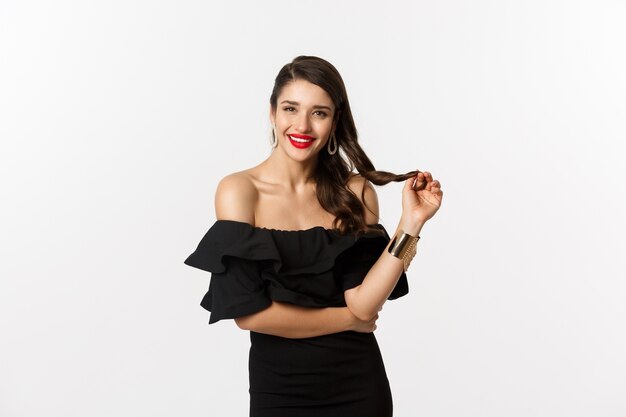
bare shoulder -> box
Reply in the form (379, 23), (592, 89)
(215, 171), (258, 224)
(346, 173), (380, 224)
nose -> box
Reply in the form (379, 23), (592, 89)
(295, 113), (312, 132)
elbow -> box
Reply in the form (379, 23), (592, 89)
(354, 310), (377, 323)
(344, 286), (377, 322)
(234, 317), (249, 330)
(234, 303), (273, 331)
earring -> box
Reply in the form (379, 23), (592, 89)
(327, 132), (338, 155)
(269, 123), (278, 148)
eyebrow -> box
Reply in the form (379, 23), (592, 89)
(280, 100), (333, 111)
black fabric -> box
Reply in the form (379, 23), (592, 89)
(184, 220), (408, 323)
(249, 330), (393, 417)
(184, 220), (409, 416)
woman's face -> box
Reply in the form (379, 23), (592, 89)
(270, 79), (337, 162)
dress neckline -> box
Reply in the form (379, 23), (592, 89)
(215, 219), (384, 234)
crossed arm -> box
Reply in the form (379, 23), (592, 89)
(235, 219), (422, 339)
(234, 302), (374, 339)
(216, 173), (423, 339)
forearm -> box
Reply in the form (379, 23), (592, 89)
(346, 217), (425, 321)
(236, 301), (354, 339)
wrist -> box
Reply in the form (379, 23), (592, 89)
(388, 228), (420, 272)
(340, 307), (356, 332)
(397, 215), (425, 237)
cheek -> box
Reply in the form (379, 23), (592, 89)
(315, 120), (332, 132)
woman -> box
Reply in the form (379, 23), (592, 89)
(185, 55), (443, 417)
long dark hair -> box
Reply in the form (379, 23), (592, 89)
(270, 55), (419, 235)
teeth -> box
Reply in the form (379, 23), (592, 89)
(289, 135), (313, 143)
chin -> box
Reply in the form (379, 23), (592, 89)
(280, 145), (321, 162)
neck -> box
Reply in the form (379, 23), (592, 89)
(259, 148), (319, 191)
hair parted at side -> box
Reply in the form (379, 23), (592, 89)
(270, 55), (419, 235)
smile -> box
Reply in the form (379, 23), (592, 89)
(288, 135), (315, 149)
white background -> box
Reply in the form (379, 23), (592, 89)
(1, 1), (625, 416)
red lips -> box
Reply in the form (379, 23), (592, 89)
(289, 133), (315, 139)
(287, 133), (316, 149)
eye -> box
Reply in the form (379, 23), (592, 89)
(283, 107), (295, 112)
(314, 111), (328, 117)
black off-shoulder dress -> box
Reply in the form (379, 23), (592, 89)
(184, 220), (409, 417)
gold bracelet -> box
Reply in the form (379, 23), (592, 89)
(388, 229), (420, 272)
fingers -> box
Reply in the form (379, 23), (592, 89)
(420, 171), (443, 195)
(407, 171), (443, 197)
(371, 314), (379, 332)
(405, 176), (417, 192)
(422, 171), (433, 188)
(353, 312), (381, 333)
(408, 171), (426, 191)
(426, 178), (438, 192)
(428, 179), (442, 196)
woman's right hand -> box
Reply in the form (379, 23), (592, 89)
(350, 312), (379, 333)
(401, 170), (443, 225)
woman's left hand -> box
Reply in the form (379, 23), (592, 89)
(402, 171), (443, 224)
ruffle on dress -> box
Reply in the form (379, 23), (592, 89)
(184, 220), (409, 324)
